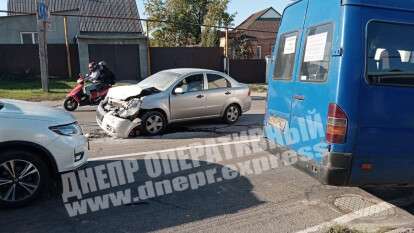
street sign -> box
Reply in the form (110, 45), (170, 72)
(37, 1), (49, 21)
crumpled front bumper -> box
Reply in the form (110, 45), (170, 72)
(96, 103), (141, 138)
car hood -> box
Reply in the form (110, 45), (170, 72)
(0, 99), (76, 124)
(107, 85), (143, 100)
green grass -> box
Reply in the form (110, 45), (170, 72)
(0, 77), (76, 101)
(249, 84), (268, 93)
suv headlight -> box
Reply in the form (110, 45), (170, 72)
(50, 122), (83, 136)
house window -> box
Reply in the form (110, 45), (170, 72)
(20, 32), (38, 44)
(256, 46), (262, 59)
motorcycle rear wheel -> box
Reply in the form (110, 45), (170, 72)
(64, 97), (79, 111)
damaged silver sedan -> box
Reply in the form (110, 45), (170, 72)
(96, 68), (252, 138)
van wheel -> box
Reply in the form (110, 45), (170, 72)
(64, 97), (78, 111)
(223, 104), (241, 124)
(0, 150), (48, 208)
(141, 111), (167, 136)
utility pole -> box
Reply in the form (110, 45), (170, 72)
(63, 16), (72, 78)
(225, 28), (230, 75)
(36, 0), (49, 92)
(146, 21), (151, 76)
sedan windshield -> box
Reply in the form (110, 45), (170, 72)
(137, 71), (182, 91)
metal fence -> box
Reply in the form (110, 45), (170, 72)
(0, 45), (266, 83)
(229, 59), (266, 84)
(149, 47), (224, 74)
(0, 44), (79, 78)
(150, 47), (266, 83)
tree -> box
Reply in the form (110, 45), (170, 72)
(144, 0), (235, 47)
(231, 34), (254, 59)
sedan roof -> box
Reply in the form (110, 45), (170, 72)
(161, 68), (221, 75)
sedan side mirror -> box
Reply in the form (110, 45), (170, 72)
(174, 87), (184, 95)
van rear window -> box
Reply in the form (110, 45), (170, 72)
(367, 21), (414, 87)
(273, 31), (299, 80)
(300, 23), (333, 82)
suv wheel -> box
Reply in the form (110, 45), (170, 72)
(0, 150), (48, 208)
(141, 111), (167, 136)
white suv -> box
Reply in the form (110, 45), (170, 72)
(0, 99), (88, 207)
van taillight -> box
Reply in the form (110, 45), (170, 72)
(326, 103), (348, 144)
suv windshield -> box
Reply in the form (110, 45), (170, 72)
(367, 21), (414, 86)
(137, 71), (181, 91)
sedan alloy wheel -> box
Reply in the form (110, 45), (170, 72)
(225, 104), (241, 124)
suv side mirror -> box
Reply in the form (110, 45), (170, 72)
(174, 87), (184, 94)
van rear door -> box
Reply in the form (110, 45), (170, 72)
(264, 0), (308, 146)
(288, 0), (342, 164)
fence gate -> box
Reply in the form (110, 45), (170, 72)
(88, 44), (141, 81)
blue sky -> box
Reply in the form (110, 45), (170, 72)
(0, 0), (291, 25)
(228, 0), (290, 25)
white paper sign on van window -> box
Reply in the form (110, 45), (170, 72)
(304, 32), (328, 62)
(283, 35), (297, 54)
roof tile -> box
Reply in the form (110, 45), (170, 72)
(7, 0), (142, 33)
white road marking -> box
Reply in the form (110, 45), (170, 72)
(297, 193), (414, 233)
(88, 138), (261, 161)
(295, 201), (396, 233)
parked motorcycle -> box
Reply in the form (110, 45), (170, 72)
(63, 74), (111, 111)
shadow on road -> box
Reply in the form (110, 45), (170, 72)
(133, 113), (265, 140)
(365, 187), (414, 214)
(0, 160), (264, 233)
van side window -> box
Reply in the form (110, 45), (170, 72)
(367, 21), (414, 86)
(300, 23), (333, 82)
(273, 31), (299, 80)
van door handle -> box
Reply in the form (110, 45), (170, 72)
(225, 91), (231, 95)
(293, 95), (305, 101)
(196, 94), (204, 99)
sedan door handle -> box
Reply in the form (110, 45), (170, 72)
(293, 95), (305, 101)
(196, 94), (204, 99)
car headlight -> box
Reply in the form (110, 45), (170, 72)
(118, 99), (142, 118)
(50, 122), (83, 136)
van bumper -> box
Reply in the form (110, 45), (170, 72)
(319, 152), (352, 186)
(261, 137), (352, 186)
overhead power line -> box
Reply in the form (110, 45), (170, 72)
(0, 10), (278, 34)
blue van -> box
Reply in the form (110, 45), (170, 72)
(264, 0), (414, 186)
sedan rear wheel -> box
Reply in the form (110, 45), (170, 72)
(141, 111), (167, 136)
(223, 104), (241, 124)
(0, 151), (47, 208)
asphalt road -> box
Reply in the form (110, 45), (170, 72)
(2, 96), (414, 233)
